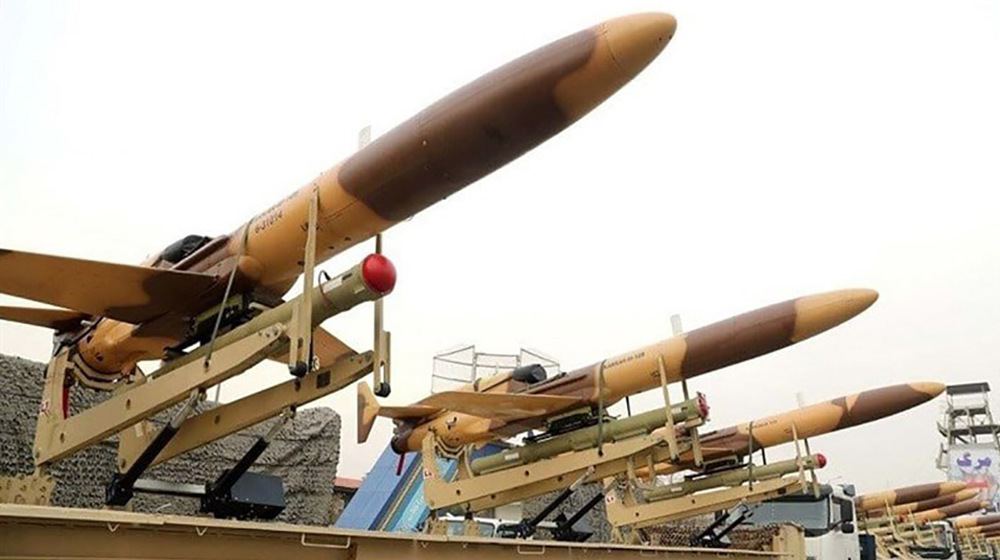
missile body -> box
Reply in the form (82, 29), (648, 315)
(392, 289), (878, 453)
(865, 489), (980, 518)
(856, 482), (968, 512)
(648, 382), (944, 476)
(71, 13), (677, 376)
(955, 514), (1000, 530)
(468, 395), (708, 475)
(913, 500), (990, 523)
(963, 522), (1000, 535)
(643, 454), (826, 502)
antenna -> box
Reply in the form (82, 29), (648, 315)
(670, 314), (683, 336)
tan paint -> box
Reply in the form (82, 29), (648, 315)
(791, 289), (879, 342)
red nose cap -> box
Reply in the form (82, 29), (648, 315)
(696, 392), (710, 419)
(815, 453), (828, 468)
(362, 254), (397, 294)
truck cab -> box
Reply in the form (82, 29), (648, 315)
(745, 483), (863, 560)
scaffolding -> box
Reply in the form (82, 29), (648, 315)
(936, 382), (1000, 512)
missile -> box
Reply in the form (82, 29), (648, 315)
(6, 12), (677, 379)
(469, 395), (708, 475)
(865, 489), (980, 518)
(647, 382), (945, 476)
(963, 523), (1000, 535)
(955, 514), (1000, 530)
(560, 289), (880, 407)
(151, 254), (395, 376)
(643, 454), (827, 502)
(242, 12), (679, 294)
(856, 481), (969, 512)
(912, 499), (990, 523)
(389, 288), (879, 453)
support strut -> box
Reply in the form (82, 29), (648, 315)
(105, 390), (201, 506)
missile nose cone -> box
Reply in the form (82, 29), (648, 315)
(792, 288), (879, 342)
(837, 382), (943, 430)
(912, 381), (946, 398)
(555, 13), (676, 122)
(602, 13), (677, 80)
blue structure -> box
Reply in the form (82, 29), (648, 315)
(336, 444), (501, 532)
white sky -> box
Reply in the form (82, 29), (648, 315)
(2, 1), (999, 495)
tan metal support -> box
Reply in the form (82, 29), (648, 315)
(422, 427), (682, 512)
(289, 189), (319, 376)
(605, 475), (807, 530)
(117, 351), (373, 471)
(657, 355), (679, 460)
(35, 325), (286, 466)
(681, 378), (704, 467)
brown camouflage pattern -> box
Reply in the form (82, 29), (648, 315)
(0, 13), (676, 377)
(857, 481), (969, 512)
(644, 382), (944, 476)
(390, 289), (879, 453)
(865, 489), (979, 517)
(913, 499), (989, 522)
(955, 514), (1000, 530)
(962, 522), (1000, 535)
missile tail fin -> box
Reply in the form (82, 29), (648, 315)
(358, 381), (380, 443)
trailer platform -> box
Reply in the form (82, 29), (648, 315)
(0, 504), (800, 560)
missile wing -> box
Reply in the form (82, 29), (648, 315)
(0, 305), (89, 331)
(416, 392), (587, 420)
(0, 248), (217, 324)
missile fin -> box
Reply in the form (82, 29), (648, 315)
(0, 248), (216, 324)
(269, 327), (357, 368)
(0, 305), (88, 332)
(358, 381), (380, 443)
(415, 391), (586, 421)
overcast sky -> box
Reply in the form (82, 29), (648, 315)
(2, 1), (999, 494)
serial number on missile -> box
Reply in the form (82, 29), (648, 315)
(605, 351), (644, 370)
(252, 193), (296, 234)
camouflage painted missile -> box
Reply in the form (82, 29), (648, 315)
(644, 454), (827, 501)
(646, 382), (944, 476)
(242, 12), (679, 294)
(856, 482), (969, 512)
(5, 13), (677, 379)
(386, 289), (879, 453)
(912, 499), (990, 523)
(864, 489), (980, 518)
(963, 523), (1000, 535)
(956, 514), (1000, 530)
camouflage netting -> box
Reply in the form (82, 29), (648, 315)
(522, 482), (611, 542)
(644, 522), (782, 549)
(0, 354), (342, 524)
